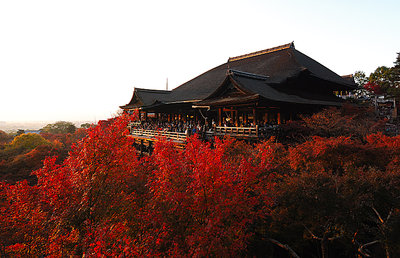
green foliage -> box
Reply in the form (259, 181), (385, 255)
(0, 129), (87, 185)
(365, 52), (400, 99)
(41, 121), (76, 134)
(7, 133), (51, 151)
(354, 70), (368, 88)
(369, 66), (392, 90)
(80, 123), (92, 129)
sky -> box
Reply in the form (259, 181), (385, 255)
(1, 0), (399, 122)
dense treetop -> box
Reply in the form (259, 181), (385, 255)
(41, 121), (77, 134)
(0, 112), (399, 257)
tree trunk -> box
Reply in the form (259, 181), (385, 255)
(268, 238), (300, 258)
(321, 235), (328, 258)
(384, 241), (390, 258)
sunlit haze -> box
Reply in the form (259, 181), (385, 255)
(1, 0), (399, 122)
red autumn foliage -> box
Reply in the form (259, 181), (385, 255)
(364, 81), (383, 95)
(0, 113), (400, 257)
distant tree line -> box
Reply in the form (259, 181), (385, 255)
(0, 121), (89, 184)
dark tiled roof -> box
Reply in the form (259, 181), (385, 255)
(166, 43), (355, 103)
(230, 70), (343, 106)
(120, 88), (171, 109)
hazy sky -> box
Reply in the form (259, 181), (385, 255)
(1, 0), (399, 122)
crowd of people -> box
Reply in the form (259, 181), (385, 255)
(131, 119), (280, 138)
(133, 120), (207, 135)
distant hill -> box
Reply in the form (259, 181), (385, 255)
(0, 121), (94, 133)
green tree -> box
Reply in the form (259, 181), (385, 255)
(7, 133), (51, 151)
(367, 53), (400, 100)
(369, 66), (392, 94)
(354, 71), (368, 88)
(387, 53), (400, 99)
(41, 121), (76, 134)
(80, 123), (92, 129)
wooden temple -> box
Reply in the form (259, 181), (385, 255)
(120, 42), (356, 147)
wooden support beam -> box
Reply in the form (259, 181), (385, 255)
(235, 110), (239, 127)
(218, 108), (222, 126)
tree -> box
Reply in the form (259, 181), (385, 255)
(7, 133), (51, 151)
(0, 130), (12, 145)
(365, 53), (400, 101)
(366, 66), (391, 95)
(41, 121), (76, 134)
(388, 53), (400, 99)
(354, 71), (368, 88)
(80, 123), (92, 129)
(1, 114), (400, 257)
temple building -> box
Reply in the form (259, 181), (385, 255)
(120, 42), (356, 144)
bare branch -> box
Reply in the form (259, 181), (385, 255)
(386, 208), (393, 223)
(372, 206), (385, 224)
(268, 238), (301, 258)
(303, 224), (322, 240)
(359, 240), (381, 257)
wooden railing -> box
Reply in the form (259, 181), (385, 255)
(129, 125), (263, 143)
(130, 128), (188, 142)
(213, 126), (258, 138)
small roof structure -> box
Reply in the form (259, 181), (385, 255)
(121, 42), (356, 111)
(120, 88), (171, 110)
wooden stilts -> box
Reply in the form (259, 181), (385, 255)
(218, 108), (222, 126)
(235, 110), (239, 127)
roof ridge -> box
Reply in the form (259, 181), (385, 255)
(228, 69), (269, 80)
(135, 87), (171, 93)
(228, 42), (294, 62)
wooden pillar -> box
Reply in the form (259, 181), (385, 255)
(218, 108), (222, 126)
(138, 110), (142, 121)
(235, 110), (239, 127)
(148, 141), (153, 155)
(277, 112), (281, 125)
(253, 108), (257, 125)
(230, 107), (234, 126)
(144, 112), (148, 121)
(140, 140), (144, 157)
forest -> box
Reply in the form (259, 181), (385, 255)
(1, 54), (400, 257)
(0, 107), (399, 257)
